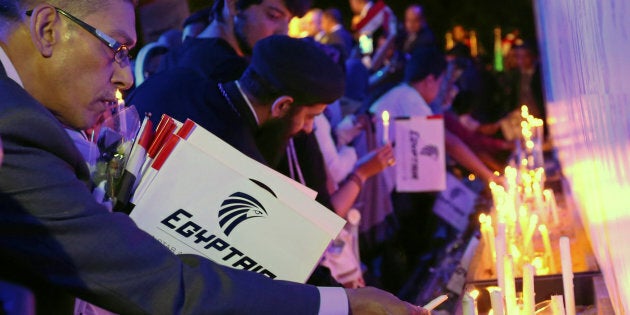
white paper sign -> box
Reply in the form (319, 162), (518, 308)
(178, 120), (343, 237)
(131, 136), (344, 282)
(432, 173), (478, 231)
(394, 115), (446, 192)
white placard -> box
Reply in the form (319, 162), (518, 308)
(432, 173), (478, 231)
(131, 136), (344, 282)
(394, 115), (446, 192)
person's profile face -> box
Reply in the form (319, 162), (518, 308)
(234, 0), (292, 55)
(286, 104), (327, 136)
(349, 0), (363, 15)
(404, 7), (422, 34)
(41, 2), (136, 130)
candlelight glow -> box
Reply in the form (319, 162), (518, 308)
(469, 289), (480, 300)
(115, 89), (123, 101)
(521, 105), (529, 118)
(381, 111), (390, 125)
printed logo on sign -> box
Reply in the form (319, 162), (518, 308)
(420, 145), (439, 160)
(218, 192), (268, 236)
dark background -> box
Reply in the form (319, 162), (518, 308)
(188, 0), (538, 57)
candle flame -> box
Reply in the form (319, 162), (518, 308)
(479, 213), (487, 223)
(538, 224), (548, 234)
(486, 286), (500, 293)
(521, 105), (529, 118)
(381, 111), (390, 124)
(469, 289), (480, 300)
(115, 89), (123, 102)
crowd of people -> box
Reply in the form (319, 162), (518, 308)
(0, 0), (545, 313)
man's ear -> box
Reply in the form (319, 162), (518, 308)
(270, 96), (294, 118)
(28, 5), (60, 58)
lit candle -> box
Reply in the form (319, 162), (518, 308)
(544, 189), (560, 226)
(560, 236), (575, 315)
(115, 89), (127, 133)
(523, 264), (536, 314)
(487, 287), (504, 315)
(495, 222), (506, 294)
(538, 224), (556, 273)
(381, 110), (390, 144)
(479, 214), (495, 264)
(551, 295), (566, 315)
(462, 292), (476, 315)
(503, 255), (517, 315)
(487, 216), (496, 262)
(470, 30), (478, 57)
(523, 214), (539, 256)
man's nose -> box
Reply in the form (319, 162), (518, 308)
(112, 62), (134, 91)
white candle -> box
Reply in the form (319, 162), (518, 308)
(422, 294), (448, 311)
(487, 287), (504, 315)
(523, 264), (536, 315)
(487, 216), (496, 262)
(544, 189), (560, 226)
(523, 214), (539, 255)
(560, 236), (575, 315)
(551, 295), (566, 315)
(539, 224), (556, 273)
(479, 214), (495, 264)
(115, 89), (128, 135)
(381, 110), (390, 144)
(495, 222), (506, 293)
(503, 255), (517, 315)
(462, 292), (476, 315)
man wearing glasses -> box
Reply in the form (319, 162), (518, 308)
(0, 1), (427, 314)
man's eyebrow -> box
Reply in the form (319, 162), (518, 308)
(110, 30), (136, 47)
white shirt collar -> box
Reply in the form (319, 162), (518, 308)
(331, 24), (342, 33)
(0, 46), (24, 87)
(235, 80), (260, 125)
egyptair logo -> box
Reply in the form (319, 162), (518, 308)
(218, 191), (268, 236)
(420, 145), (439, 160)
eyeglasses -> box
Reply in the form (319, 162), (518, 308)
(25, 7), (131, 66)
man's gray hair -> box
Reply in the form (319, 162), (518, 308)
(1, 0), (137, 21)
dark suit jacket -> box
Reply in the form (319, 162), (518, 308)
(321, 27), (354, 58)
(128, 68), (266, 164)
(0, 62), (320, 314)
(157, 37), (248, 83)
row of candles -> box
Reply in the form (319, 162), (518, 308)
(461, 106), (577, 314)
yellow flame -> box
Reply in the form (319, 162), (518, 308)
(381, 110), (390, 124)
(469, 289), (480, 300)
(115, 89), (123, 102)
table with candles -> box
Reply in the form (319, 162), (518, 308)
(458, 106), (605, 315)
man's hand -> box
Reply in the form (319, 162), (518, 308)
(345, 287), (430, 315)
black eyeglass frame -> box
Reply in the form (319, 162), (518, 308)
(25, 7), (131, 66)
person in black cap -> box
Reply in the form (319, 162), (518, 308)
(129, 35), (346, 165)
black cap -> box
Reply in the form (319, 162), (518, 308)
(249, 35), (346, 106)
